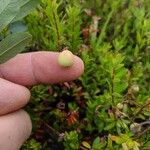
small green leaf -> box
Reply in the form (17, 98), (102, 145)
(143, 109), (150, 116)
(92, 137), (104, 150)
(82, 141), (91, 149)
(122, 143), (129, 150)
(107, 135), (113, 150)
(104, 122), (116, 131)
(144, 141), (150, 148)
(0, 32), (32, 63)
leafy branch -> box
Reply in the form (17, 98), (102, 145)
(0, 0), (39, 64)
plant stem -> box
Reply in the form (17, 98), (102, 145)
(132, 101), (150, 121)
(111, 69), (115, 106)
(140, 120), (150, 126)
(42, 121), (60, 140)
(52, 11), (60, 48)
(135, 126), (150, 139)
(96, 10), (114, 47)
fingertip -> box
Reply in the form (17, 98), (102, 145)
(19, 110), (32, 138)
(72, 55), (84, 79)
(0, 110), (32, 150)
(21, 86), (31, 105)
(31, 52), (84, 84)
(0, 79), (31, 115)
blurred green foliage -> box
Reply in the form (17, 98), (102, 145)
(26, 0), (82, 52)
(22, 139), (42, 150)
(64, 131), (79, 150)
(23, 0), (150, 149)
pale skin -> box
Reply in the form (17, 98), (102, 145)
(0, 51), (84, 150)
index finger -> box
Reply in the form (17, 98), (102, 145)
(0, 51), (84, 86)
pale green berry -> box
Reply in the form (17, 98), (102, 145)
(58, 50), (74, 67)
(131, 85), (139, 93)
(130, 123), (141, 133)
(117, 103), (124, 110)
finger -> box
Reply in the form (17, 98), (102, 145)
(0, 78), (30, 115)
(0, 51), (84, 86)
(0, 110), (32, 150)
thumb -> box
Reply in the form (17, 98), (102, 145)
(0, 110), (32, 150)
(0, 78), (30, 115)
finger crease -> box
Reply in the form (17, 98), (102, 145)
(30, 53), (39, 84)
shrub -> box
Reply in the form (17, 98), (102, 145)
(24, 0), (150, 149)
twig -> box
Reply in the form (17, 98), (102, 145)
(42, 120), (60, 140)
(111, 69), (115, 106)
(52, 11), (60, 47)
(135, 127), (150, 139)
(34, 107), (53, 112)
(132, 101), (150, 121)
(140, 120), (150, 126)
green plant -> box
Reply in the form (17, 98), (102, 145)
(109, 133), (140, 150)
(26, 0), (82, 52)
(0, 0), (39, 63)
(22, 139), (42, 150)
(64, 131), (79, 150)
(24, 0), (150, 149)
(81, 137), (106, 150)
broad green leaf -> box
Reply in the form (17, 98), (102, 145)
(12, 0), (40, 22)
(0, 0), (19, 32)
(0, 0), (39, 32)
(0, 0), (10, 14)
(0, 0), (29, 15)
(0, 32), (32, 63)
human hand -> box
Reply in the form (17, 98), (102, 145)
(0, 51), (84, 150)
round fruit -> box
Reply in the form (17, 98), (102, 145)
(58, 50), (74, 67)
(117, 103), (124, 110)
(131, 85), (139, 93)
(130, 123), (141, 133)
